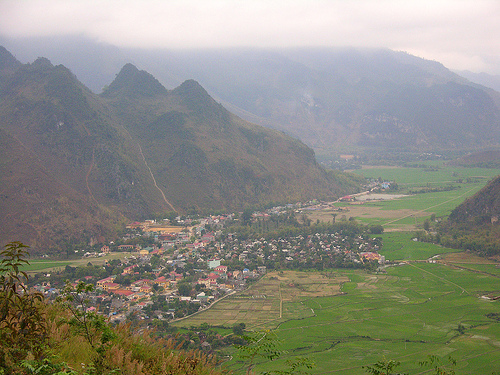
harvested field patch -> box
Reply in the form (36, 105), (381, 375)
(308, 205), (428, 223)
(172, 270), (345, 330)
(143, 225), (187, 234)
(441, 251), (498, 264)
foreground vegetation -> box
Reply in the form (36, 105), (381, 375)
(0, 242), (223, 375)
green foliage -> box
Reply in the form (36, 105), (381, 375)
(177, 281), (192, 297)
(237, 330), (284, 374)
(419, 355), (457, 375)
(237, 330), (314, 375)
(59, 281), (118, 374)
(363, 358), (406, 375)
(364, 355), (456, 375)
(369, 224), (384, 234)
(0, 241), (47, 371)
(233, 322), (246, 336)
(20, 356), (78, 375)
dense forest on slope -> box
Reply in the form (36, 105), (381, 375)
(416, 175), (500, 256)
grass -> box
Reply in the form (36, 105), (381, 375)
(307, 164), (500, 233)
(215, 164), (500, 374)
(21, 252), (135, 273)
(378, 232), (458, 261)
(233, 261), (500, 375)
(20, 260), (75, 272)
(355, 164), (499, 187)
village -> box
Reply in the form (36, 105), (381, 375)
(29, 196), (388, 327)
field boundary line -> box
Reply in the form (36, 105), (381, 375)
(383, 186), (480, 227)
(407, 262), (468, 294)
(279, 283), (283, 318)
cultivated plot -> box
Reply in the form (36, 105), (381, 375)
(172, 270), (348, 330)
(245, 263), (500, 375)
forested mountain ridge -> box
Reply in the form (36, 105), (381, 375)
(448, 175), (500, 226)
(0, 47), (357, 253)
(5, 39), (499, 156)
(427, 175), (500, 257)
(101, 63), (348, 212)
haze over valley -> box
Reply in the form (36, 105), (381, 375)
(1, 1), (500, 374)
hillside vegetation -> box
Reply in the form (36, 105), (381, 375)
(0, 46), (359, 253)
(0, 242), (222, 375)
(434, 175), (500, 256)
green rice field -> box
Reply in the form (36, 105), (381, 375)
(179, 164), (500, 374)
(21, 252), (134, 273)
(221, 261), (500, 374)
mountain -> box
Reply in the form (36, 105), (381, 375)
(436, 175), (500, 257)
(3, 38), (499, 157)
(0, 50), (169, 252)
(448, 175), (500, 226)
(0, 47), (356, 253)
(456, 70), (500, 93)
(101, 64), (348, 212)
(137, 48), (500, 156)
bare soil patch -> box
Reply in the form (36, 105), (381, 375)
(143, 225), (187, 234)
(441, 252), (499, 264)
(308, 205), (428, 221)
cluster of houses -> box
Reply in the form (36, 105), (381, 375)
(215, 231), (384, 268)
(31, 200), (385, 322)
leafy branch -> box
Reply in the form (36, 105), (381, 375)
(237, 330), (314, 375)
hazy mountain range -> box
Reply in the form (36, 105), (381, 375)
(3, 36), (500, 159)
(0, 46), (359, 252)
(2, 37), (500, 252)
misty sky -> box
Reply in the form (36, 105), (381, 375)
(0, 0), (498, 74)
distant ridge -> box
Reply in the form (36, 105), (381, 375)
(0, 46), (361, 253)
(102, 63), (168, 98)
(0, 45), (21, 72)
(3, 39), (500, 156)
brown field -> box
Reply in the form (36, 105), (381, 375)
(271, 270), (348, 301)
(440, 252), (499, 264)
(306, 205), (428, 224)
(143, 225), (188, 234)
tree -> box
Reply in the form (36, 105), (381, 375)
(363, 358), (406, 375)
(177, 281), (192, 296)
(423, 219), (431, 231)
(419, 355), (457, 375)
(233, 322), (246, 335)
(242, 208), (253, 226)
(369, 225), (384, 234)
(0, 242), (47, 371)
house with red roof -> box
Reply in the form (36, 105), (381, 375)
(214, 265), (228, 274)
